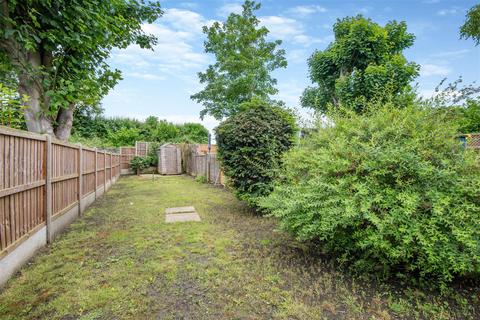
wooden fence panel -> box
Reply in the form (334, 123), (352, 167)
(106, 153), (111, 183)
(135, 142), (148, 157)
(82, 149), (96, 196)
(112, 155), (119, 176)
(0, 126), (122, 256)
(97, 152), (105, 187)
(180, 144), (224, 186)
(120, 147), (135, 170)
(51, 143), (79, 217)
(0, 131), (47, 251)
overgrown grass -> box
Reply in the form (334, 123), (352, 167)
(0, 176), (478, 319)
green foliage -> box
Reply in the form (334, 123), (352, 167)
(460, 4), (480, 45)
(146, 141), (161, 167)
(178, 123), (209, 144)
(71, 113), (209, 147)
(456, 99), (480, 133)
(260, 103), (480, 285)
(107, 127), (141, 147)
(0, 0), (162, 138)
(0, 83), (27, 129)
(195, 175), (208, 184)
(216, 99), (297, 207)
(302, 15), (419, 114)
(130, 156), (149, 174)
(69, 134), (115, 149)
(191, 0), (287, 120)
(420, 78), (480, 134)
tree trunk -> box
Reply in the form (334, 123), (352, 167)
(17, 52), (55, 136)
(55, 103), (75, 141)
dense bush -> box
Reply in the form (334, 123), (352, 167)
(145, 142), (161, 167)
(72, 112), (209, 147)
(260, 103), (480, 285)
(216, 99), (297, 207)
(130, 156), (149, 175)
(0, 83), (27, 130)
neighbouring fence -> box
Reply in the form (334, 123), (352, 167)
(181, 144), (225, 185)
(119, 141), (149, 174)
(0, 126), (121, 286)
(120, 146), (135, 174)
(119, 141), (225, 185)
(458, 133), (480, 149)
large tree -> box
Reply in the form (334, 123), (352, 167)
(191, 0), (287, 120)
(302, 16), (419, 114)
(461, 4), (480, 45)
(0, 0), (162, 140)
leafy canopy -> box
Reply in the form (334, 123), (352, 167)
(461, 4), (480, 45)
(216, 99), (296, 207)
(302, 16), (419, 114)
(0, 83), (27, 129)
(71, 112), (209, 148)
(260, 103), (480, 286)
(0, 0), (162, 138)
(191, 0), (287, 120)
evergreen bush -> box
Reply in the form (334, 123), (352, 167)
(216, 99), (297, 207)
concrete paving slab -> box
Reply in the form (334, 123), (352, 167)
(165, 212), (201, 223)
(165, 206), (196, 214)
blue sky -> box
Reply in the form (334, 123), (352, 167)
(102, 0), (480, 132)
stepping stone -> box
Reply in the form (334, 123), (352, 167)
(165, 206), (201, 223)
(165, 212), (201, 223)
(165, 206), (196, 214)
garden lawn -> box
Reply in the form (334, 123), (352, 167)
(0, 175), (478, 319)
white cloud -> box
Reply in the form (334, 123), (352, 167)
(420, 64), (451, 76)
(110, 8), (212, 81)
(260, 16), (326, 46)
(161, 8), (215, 33)
(418, 88), (436, 99)
(288, 5), (327, 16)
(286, 49), (309, 64)
(261, 16), (301, 39)
(126, 72), (165, 81)
(430, 49), (470, 58)
(409, 21), (437, 36)
(217, 3), (243, 17)
(275, 80), (304, 108)
(356, 7), (371, 14)
(179, 2), (198, 9)
(437, 8), (459, 16)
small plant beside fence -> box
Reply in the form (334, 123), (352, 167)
(0, 126), (121, 286)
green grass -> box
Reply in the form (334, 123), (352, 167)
(0, 175), (479, 319)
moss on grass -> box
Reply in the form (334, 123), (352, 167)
(0, 175), (478, 319)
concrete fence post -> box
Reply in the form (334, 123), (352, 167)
(94, 148), (98, 199)
(78, 145), (83, 216)
(45, 135), (53, 244)
(103, 150), (107, 191)
(206, 153), (210, 183)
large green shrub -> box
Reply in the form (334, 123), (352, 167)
(216, 99), (297, 207)
(260, 103), (480, 285)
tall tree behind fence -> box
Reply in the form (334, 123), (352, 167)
(0, 126), (121, 257)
